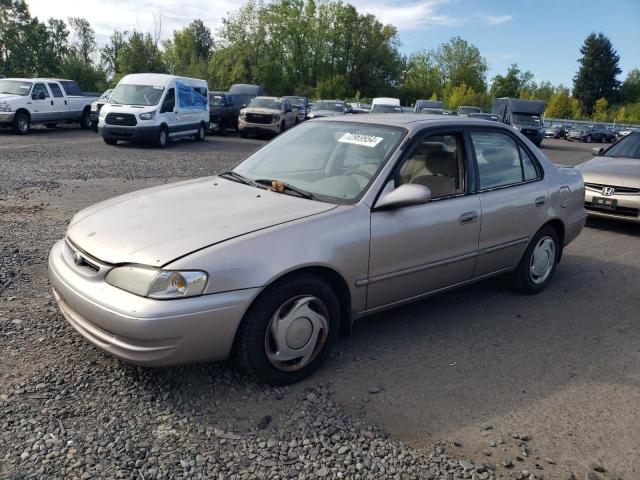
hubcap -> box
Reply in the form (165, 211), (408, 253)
(19, 118), (28, 132)
(530, 236), (555, 285)
(160, 131), (167, 146)
(265, 295), (329, 372)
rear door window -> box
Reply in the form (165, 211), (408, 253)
(48, 83), (64, 98)
(470, 131), (541, 190)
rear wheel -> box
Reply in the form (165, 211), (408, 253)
(510, 225), (560, 294)
(586, 135), (592, 143)
(12, 111), (30, 135)
(234, 273), (340, 385)
(155, 126), (169, 148)
(79, 109), (91, 130)
(195, 123), (206, 141)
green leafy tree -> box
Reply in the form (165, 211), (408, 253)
(573, 32), (621, 115)
(545, 88), (576, 119)
(399, 50), (443, 105)
(163, 19), (213, 79)
(68, 17), (95, 64)
(445, 83), (488, 110)
(436, 37), (488, 94)
(620, 68), (640, 104)
(592, 97), (610, 122)
(490, 64), (533, 98)
(114, 31), (166, 80)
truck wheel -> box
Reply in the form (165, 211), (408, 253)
(195, 123), (206, 141)
(155, 126), (169, 148)
(79, 109), (91, 130)
(234, 273), (340, 385)
(12, 112), (30, 135)
(103, 138), (118, 146)
(586, 135), (592, 143)
(279, 121), (286, 135)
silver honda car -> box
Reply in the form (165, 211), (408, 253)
(49, 115), (587, 384)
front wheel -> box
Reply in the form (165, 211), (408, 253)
(234, 273), (340, 385)
(194, 123), (205, 141)
(510, 225), (560, 294)
(586, 135), (592, 143)
(155, 126), (169, 148)
(12, 111), (30, 135)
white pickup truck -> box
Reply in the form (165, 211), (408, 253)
(0, 78), (100, 134)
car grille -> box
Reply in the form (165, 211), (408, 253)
(585, 183), (640, 195)
(105, 113), (137, 126)
(246, 113), (273, 124)
(585, 202), (639, 217)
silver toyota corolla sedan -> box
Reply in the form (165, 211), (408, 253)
(578, 131), (640, 223)
(49, 115), (587, 384)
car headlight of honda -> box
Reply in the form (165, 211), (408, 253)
(105, 266), (207, 299)
(139, 111), (157, 121)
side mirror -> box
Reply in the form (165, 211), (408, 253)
(592, 147), (605, 156)
(33, 91), (46, 100)
(375, 184), (432, 210)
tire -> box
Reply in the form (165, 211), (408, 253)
(510, 225), (560, 294)
(194, 123), (206, 141)
(155, 126), (169, 148)
(234, 273), (341, 385)
(79, 109), (91, 130)
(12, 111), (30, 135)
(586, 135), (592, 143)
(103, 138), (117, 146)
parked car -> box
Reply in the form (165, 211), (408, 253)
(48, 114), (586, 384)
(468, 112), (498, 121)
(457, 105), (482, 117)
(99, 73), (209, 148)
(414, 99), (444, 113)
(371, 98), (403, 113)
(492, 98), (546, 147)
(307, 100), (347, 119)
(346, 102), (371, 114)
(566, 125), (615, 143)
(283, 96), (310, 122)
(0, 78), (100, 134)
(229, 83), (265, 109)
(90, 88), (113, 132)
(545, 124), (570, 139)
(577, 131), (640, 222)
(618, 127), (638, 138)
(418, 108), (449, 115)
(238, 96), (298, 137)
(208, 91), (241, 133)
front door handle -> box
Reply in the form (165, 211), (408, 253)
(459, 211), (478, 224)
(535, 196), (547, 207)
(50, 100), (54, 106)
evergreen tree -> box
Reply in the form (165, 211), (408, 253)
(573, 32), (621, 115)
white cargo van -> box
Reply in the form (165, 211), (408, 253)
(371, 97), (403, 113)
(99, 74), (209, 147)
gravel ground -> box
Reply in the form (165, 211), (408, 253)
(1, 127), (637, 480)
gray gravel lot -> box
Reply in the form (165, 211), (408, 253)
(1, 126), (638, 480)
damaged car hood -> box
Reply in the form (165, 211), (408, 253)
(67, 177), (336, 266)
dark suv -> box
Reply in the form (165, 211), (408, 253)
(208, 92), (241, 133)
(567, 125), (616, 143)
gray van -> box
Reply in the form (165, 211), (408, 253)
(492, 98), (546, 147)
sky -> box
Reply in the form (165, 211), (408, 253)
(26, 0), (640, 87)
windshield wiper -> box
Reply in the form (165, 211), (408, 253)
(253, 179), (316, 200)
(219, 171), (257, 187)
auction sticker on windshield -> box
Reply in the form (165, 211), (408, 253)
(338, 132), (383, 148)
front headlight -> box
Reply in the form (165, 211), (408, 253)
(91, 101), (98, 110)
(99, 109), (107, 119)
(0, 102), (12, 112)
(105, 266), (207, 299)
(139, 111), (157, 121)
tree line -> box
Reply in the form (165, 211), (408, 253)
(1, 0), (638, 123)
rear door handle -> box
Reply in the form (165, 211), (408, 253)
(50, 100), (54, 106)
(535, 196), (547, 207)
(459, 211), (478, 224)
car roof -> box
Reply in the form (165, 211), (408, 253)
(2, 78), (73, 82)
(316, 113), (515, 132)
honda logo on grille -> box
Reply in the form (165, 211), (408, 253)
(72, 250), (83, 265)
(602, 187), (615, 196)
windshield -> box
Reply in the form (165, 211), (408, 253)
(0, 80), (33, 96)
(209, 94), (226, 106)
(249, 98), (282, 109)
(512, 113), (541, 127)
(110, 84), (165, 106)
(371, 104), (403, 113)
(312, 101), (344, 112)
(603, 132), (640, 159)
(233, 121), (406, 203)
